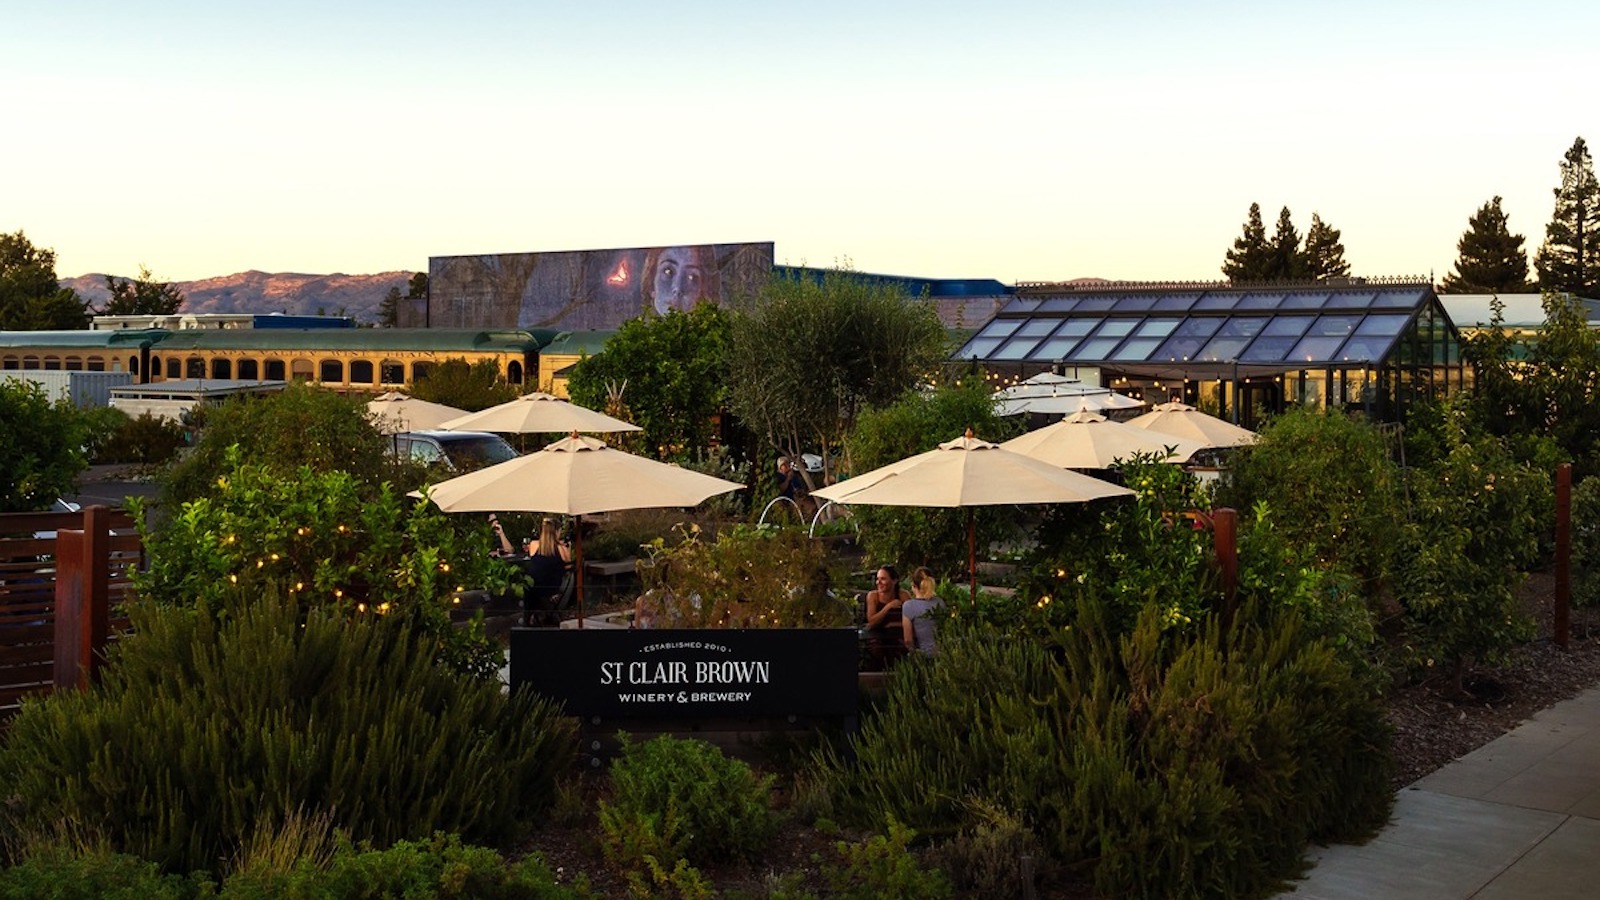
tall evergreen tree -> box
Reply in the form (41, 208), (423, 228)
(1301, 212), (1351, 281)
(1222, 203), (1275, 281)
(1439, 197), (1530, 294)
(378, 286), (402, 327)
(98, 265), (184, 316)
(1269, 206), (1305, 280)
(1535, 137), (1600, 296)
(0, 230), (87, 330)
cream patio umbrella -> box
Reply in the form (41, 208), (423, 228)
(812, 431), (1134, 600)
(420, 433), (743, 625)
(1000, 407), (1207, 469)
(993, 388), (1146, 416)
(437, 392), (641, 435)
(366, 391), (471, 434)
(1125, 401), (1258, 449)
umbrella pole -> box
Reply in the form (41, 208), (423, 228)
(575, 515), (586, 629)
(968, 508), (978, 603)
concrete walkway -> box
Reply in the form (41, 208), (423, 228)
(1281, 685), (1600, 898)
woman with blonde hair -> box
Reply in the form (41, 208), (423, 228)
(901, 567), (943, 657)
(520, 518), (572, 625)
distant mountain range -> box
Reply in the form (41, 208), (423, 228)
(61, 271), (419, 324)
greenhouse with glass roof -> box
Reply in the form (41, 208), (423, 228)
(954, 279), (1464, 427)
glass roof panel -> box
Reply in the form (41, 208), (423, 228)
(1216, 316), (1270, 337)
(975, 319), (1021, 339)
(1332, 335), (1397, 363)
(1073, 298), (1119, 312)
(1172, 317), (1225, 338)
(1323, 292), (1377, 309)
(1093, 319), (1138, 338)
(1001, 297), (1041, 314)
(1111, 337), (1165, 360)
(1370, 289), (1428, 309)
(1038, 297), (1080, 313)
(1112, 295), (1158, 311)
(1133, 317), (1183, 338)
(1280, 292), (1330, 310)
(1235, 293), (1286, 310)
(1306, 314), (1362, 337)
(1032, 335), (1084, 360)
(958, 336), (1005, 358)
(1196, 317), (1267, 361)
(1193, 293), (1242, 311)
(1153, 293), (1202, 311)
(1353, 313), (1411, 336)
(1289, 334), (1351, 361)
(1073, 336), (1127, 360)
(1150, 318), (1224, 362)
(1055, 317), (1102, 337)
(1261, 316), (1312, 337)
(1015, 319), (1060, 337)
(1240, 336), (1300, 362)
(991, 335), (1044, 360)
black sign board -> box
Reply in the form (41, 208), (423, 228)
(510, 627), (859, 720)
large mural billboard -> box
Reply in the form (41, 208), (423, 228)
(415, 242), (775, 331)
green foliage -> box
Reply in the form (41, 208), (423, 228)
(0, 229), (88, 330)
(935, 800), (1047, 897)
(409, 357), (519, 413)
(1574, 475), (1600, 609)
(638, 525), (847, 628)
(1301, 212), (1351, 282)
(223, 832), (588, 899)
(843, 378), (1023, 575)
(160, 382), (403, 508)
(821, 817), (951, 900)
(0, 588), (576, 875)
(1440, 196), (1531, 293)
(1217, 406), (1403, 585)
(567, 303), (730, 458)
(135, 453), (509, 676)
(1535, 136), (1600, 295)
(97, 266), (184, 316)
(581, 507), (684, 562)
(90, 408), (187, 465)
(1222, 205), (1344, 282)
(1222, 203), (1273, 281)
(0, 378), (88, 511)
(621, 855), (715, 900)
(599, 735), (775, 869)
(1394, 411), (1549, 684)
(812, 632), (1066, 834)
(0, 848), (212, 899)
(727, 268), (948, 481)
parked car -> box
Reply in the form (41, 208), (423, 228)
(391, 431), (518, 472)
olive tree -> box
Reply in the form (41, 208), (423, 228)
(0, 379), (88, 512)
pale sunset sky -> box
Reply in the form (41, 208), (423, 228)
(4, 1), (1597, 285)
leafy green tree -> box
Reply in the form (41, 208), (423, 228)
(406, 271), (429, 299)
(1222, 202), (1275, 281)
(727, 268), (947, 480)
(1269, 205), (1306, 280)
(0, 379), (88, 511)
(96, 265), (184, 316)
(1301, 212), (1351, 281)
(378, 285), (402, 327)
(160, 382), (406, 508)
(1535, 136), (1600, 295)
(0, 230), (88, 330)
(1440, 196), (1530, 293)
(566, 302), (731, 458)
(408, 357), (519, 413)
(843, 378), (1022, 576)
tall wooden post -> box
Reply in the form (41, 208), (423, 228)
(1555, 463), (1571, 650)
(1213, 507), (1238, 623)
(53, 505), (111, 690)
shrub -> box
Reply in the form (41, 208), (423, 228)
(1575, 475), (1600, 610)
(638, 525), (848, 628)
(0, 587), (576, 875)
(408, 357), (519, 414)
(0, 849), (212, 899)
(0, 378), (87, 512)
(935, 800), (1048, 897)
(599, 735), (775, 869)
(90, 409), (187, 465)
(134, 453), (511, 676)
(820, 816), (951, 900)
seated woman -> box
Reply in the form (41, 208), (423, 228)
(863, 565), (910, 670)
(519, 518), (572, 624)
(901, 567), (943, 657)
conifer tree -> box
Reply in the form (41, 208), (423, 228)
(1535, 137), (1600, 296)
(1269, 206), (1306, 280)
(1223, 203), (1275, 281)
(1439, 196), (1529, 294)
(1301, 213), (1351, 282)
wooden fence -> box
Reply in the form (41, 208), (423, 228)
(0, 505), (139, 719)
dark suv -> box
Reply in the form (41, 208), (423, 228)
(391, 431), (518, 471)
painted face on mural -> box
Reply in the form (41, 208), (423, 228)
(652, 246), (708, 314)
